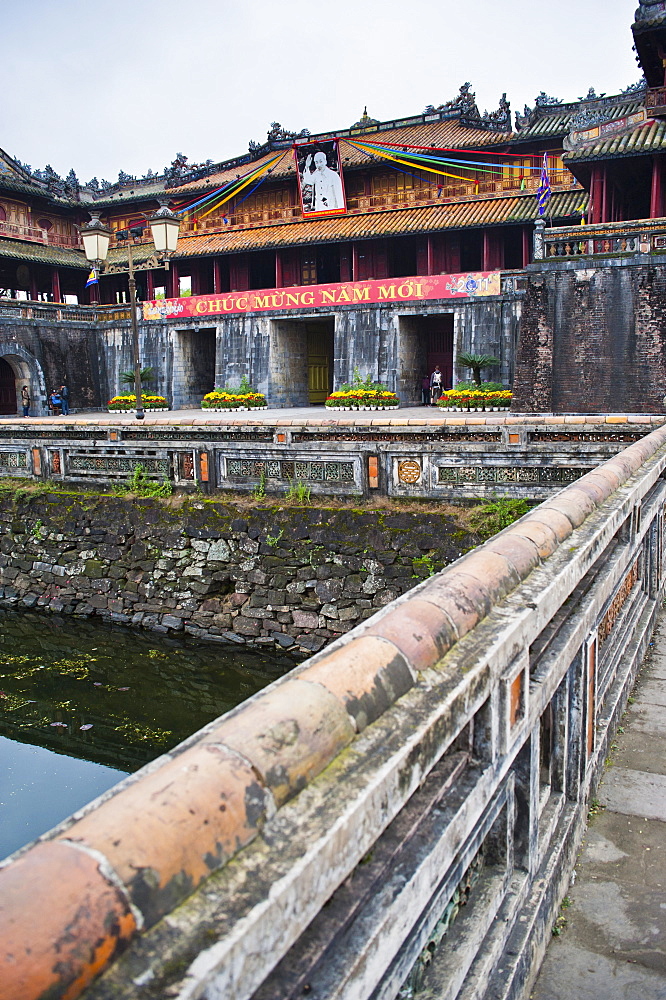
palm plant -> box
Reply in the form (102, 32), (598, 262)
(456, 352), (500, 386)
(119, 366), (154, 387)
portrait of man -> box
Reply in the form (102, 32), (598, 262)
(295, 140), (347, 217)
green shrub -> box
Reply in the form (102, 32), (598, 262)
(466, 498), (531, 539)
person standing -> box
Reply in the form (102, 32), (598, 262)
(421, 373), (430, 406)
(21, 385), (30, 417)
(60, 384), (69, 416)
(430, 366), (443, 406)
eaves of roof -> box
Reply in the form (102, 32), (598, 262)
(0, 174), (73, 206)
(0, 239), (88, 269)
(564, 118), (666, 162)
(514, 97), (644, 141)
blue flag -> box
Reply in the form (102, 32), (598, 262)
(537, 153), (552, 216)
(85, 269), (98, 288)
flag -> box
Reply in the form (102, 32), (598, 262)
(85, 269), (98, 288)
(537, 153), (551, 216)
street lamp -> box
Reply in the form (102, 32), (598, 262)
(80, 203), (180, 420)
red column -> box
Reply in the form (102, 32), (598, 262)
(30, 271), (38, 301)
(426, 236), (434, 275)
(146, 270), (155, 300)
(352, 243), (359, 281)
(590, 166), (603, 224)
(213, 259), (222, 293)
(601, 165), (609, 224)
(339, 246), (351, 282)
(483, 231), (503, 270)
(651, 156), (663, 219)
(522, 226), (531, 267)
(275, 251), (283, 288)
(51, 268), (61, 303)
(446, 234), (461, 273)
(168, 261), (179, 298)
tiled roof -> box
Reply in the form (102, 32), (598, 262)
(564, 117), (666, 162)
(169, 119), (513, 197)
(513, 97), (644, 141)
(166, 189), (586, 258)
(0, 239), (88, 268)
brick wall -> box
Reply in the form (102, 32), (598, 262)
(513, 258), (666, 413)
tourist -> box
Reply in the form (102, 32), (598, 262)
(49, 388), (61, 415)
(60, 384), (69, 415)
(430, 366), (443, 406)
(21, 385), (30, 417)
(421, 373), (430, 406)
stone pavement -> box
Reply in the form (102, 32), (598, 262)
(531, 613), (666, 1000)
(0, 407), (663, 427)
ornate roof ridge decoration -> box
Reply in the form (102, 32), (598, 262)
(424, 84), (511, 132)
(634, 0), (666, 24)
(515, 86), (645, 131)
(352, 107), (380, 129)
(621, 78), (649, 94)
(248, 123), (310, 159)
(83, 172), (170, 201)
(569, 106), (614, 131)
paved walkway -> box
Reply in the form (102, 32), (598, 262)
(0, 408), (663, 428)
(531, 614), (666, 1000)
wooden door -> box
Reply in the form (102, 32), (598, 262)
(425, 316), (454, 389)
(0, 358), (16, 414)
(307, 324), (332, 404)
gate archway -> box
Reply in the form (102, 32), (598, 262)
(0, 345), (47, 416)
(0, 358), (16, 414)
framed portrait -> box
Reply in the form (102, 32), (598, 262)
(294, 139), (347, 218)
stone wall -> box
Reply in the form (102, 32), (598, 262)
(0, 287), (525, 416)
(513, 256), (666, 413)
(0, 491), (477, 655)
(0, 311), (109, 413)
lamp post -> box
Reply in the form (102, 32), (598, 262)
(80, 205), (180, 420)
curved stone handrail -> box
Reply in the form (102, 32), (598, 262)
(2, 423), (666, 1000)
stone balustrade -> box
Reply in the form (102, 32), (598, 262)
(2, 423), (666, 999)
(0, 414), (662, 501)
(541, 217), (666, 260)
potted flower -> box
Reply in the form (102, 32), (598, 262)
(437, 385), (512, 412)
(325, 368), (399, 410)
(201, 376), (267, 411)
(108, 394), (169, 412)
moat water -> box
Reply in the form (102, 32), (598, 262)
(0, 610), (290, 861)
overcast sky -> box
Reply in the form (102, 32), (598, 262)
(2, 0), (640, 184)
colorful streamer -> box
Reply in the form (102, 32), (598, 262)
(173, 151), (290, 222)
(345, 138), (552, 179)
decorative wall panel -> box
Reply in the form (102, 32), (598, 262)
(225, 458), (355, 482)
(436, 465), (585, 486)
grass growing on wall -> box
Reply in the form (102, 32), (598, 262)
(0, 479), (534, 536)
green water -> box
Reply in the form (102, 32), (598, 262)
(0, 610), (292, 860)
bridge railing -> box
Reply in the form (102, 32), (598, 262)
(2, 426), (666, 1000)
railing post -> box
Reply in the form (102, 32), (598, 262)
(533, 217), (546, 260)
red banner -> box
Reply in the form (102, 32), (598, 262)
(142, 271), (501, 321)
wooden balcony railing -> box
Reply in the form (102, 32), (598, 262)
(0, 219), (81, 249)
(175, 170), (579, 236)
(0, 299), (131, 322)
